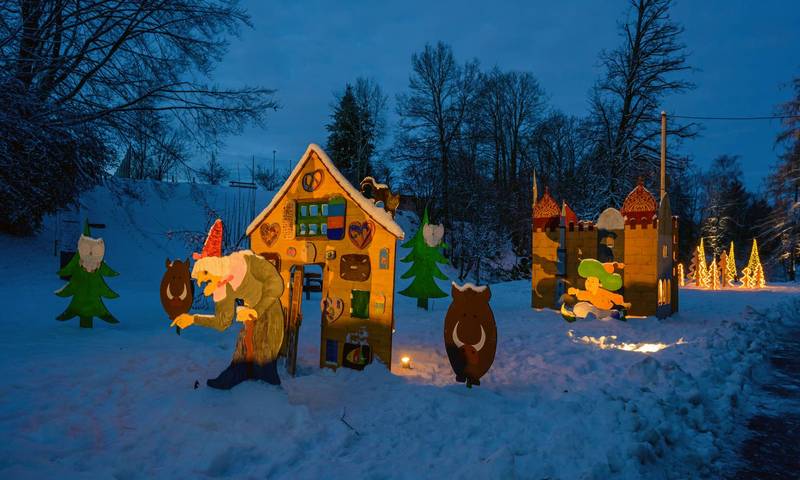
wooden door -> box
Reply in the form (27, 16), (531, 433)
(285, 265), (304, 376)
(319, 253), (338, 368)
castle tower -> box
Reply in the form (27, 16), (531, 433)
(531, 188), (560, 308)
(621, 180), (660, 316)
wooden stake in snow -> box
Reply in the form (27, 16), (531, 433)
(660, 111), (667, 201)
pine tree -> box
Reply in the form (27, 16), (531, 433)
(326, 82), (382, 185)
(725, 241), (737, 287)
(55, 222), (119, 328)
(740, 239), (766, 288)
(399, 208), (449, 309)
(677, 262), (685, 287)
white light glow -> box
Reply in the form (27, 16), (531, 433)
(567, 330), (685, 354)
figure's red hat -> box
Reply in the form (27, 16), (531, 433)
(193, 219), (223, 260)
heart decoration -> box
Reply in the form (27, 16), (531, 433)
(423, 223), (444, 247)
(259, 223), (280, 247)
(321, 295), (344, 324)
(348, 220), (375, 250)
(302, 169), (324, 192)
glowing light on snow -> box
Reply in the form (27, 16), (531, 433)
(400, 356), (412, 369)
(567, 330), (686, 354)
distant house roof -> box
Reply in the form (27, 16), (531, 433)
(246, 144), (405, 239)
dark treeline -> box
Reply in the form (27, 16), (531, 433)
(328, 0), (699, 282)
(325, 0), (799, 283)
(2, 1), (798, 283)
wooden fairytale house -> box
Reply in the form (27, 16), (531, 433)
(247, 144), (404, 371)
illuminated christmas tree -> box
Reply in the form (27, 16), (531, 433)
(677, 263), (685, 287)
(725, 241), (737, 287)
(718, 251), (729, 288)
(709, 257), (720, 290)
(697, 238), (710, 289)
(740, 239), (765, 289)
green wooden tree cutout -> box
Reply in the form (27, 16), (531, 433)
(55, 221), (119, 328)
(399, 208), (449, 310)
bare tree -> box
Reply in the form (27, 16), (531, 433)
(588, 0), (698, 205)
(253, 164), (286, 191)
(530, 112), (596, 215)
(148, 130), (187, 181)
(0, 0), (278, 233)
(395, 42), (480, 230)
(480, 68), (545, 191)
(198, 152), (228, 185)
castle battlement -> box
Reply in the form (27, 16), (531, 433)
(531, 179), (677, 318)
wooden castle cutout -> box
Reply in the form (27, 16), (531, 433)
(531, 178), (679, 318)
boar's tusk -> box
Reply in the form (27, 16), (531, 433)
(452, 321), (486, 351)
(474, 325), (486, 352)
(452, 321), (464, 348)
(179, 283), (188, 301)
(165, 283), (173, 300)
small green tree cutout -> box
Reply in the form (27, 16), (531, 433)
(399, 208), (448, 310)
(55, 221), (119, 328)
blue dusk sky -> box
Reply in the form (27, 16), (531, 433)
(211, 0), (799, 191)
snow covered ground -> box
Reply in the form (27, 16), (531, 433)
(0, 180), (796, 479)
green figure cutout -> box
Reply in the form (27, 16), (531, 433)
(55, 221), (119, 328)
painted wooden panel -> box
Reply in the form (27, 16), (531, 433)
(248, 150), (398, 370)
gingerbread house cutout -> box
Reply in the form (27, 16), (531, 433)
(247, 144), (404, 371)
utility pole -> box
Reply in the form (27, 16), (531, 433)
(660, 111), (667, 200)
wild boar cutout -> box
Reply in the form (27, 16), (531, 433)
(443, 283), (497, 387)
(160, 258), (194, 333)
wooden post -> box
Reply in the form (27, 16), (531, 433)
(531, 170), (537, 308)
(660, 111), (667, 200)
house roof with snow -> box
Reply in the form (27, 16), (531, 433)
(246, 143), (405, 239)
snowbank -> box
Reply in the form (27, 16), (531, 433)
(0, 180), (794, 479)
